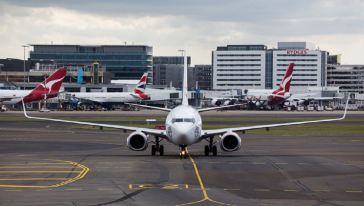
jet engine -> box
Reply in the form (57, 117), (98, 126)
(127, 131), (148, 151)
(211, 99), (222, 106)
(219, 132), (242, 152)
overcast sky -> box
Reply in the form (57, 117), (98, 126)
(0, 0), (363, 64)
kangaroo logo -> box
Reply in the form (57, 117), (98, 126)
(40, 76), (65, 94)
(279, 73), (293, 93)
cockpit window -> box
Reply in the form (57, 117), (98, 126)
(172, 118), (195, 123)
(172, 118), (183, 123)
(183, 118), (195, 123)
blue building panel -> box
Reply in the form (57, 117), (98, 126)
(29, 45), (153, 80)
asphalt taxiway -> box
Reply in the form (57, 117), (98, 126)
(0, 111), (363, 206)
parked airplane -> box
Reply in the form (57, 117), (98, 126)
(68, 73), (149, 109)
(22, 55), (348, 158)
(285, 92), (343, 107)
(211, 63), (295, 108)
(0, 67), (67, 107)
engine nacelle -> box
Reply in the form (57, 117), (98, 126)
(219, 132), (242, 152)
(211, 99), (222, 106)
(223, 100), (231, 106)
(127, 131), (148, 151)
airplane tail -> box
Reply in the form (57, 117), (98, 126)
(23, 67), (67, 103)
(133, 72), (149, 100)
(274, 63), (294, 94)
(269, 63), (294, 105)
(182, 52), (188, 106)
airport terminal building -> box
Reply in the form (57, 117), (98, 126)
(212, 45), (267, 90)
(272, 42), (327, 90)
(213, 42), (328, 92)
(29, 44), (153, 81)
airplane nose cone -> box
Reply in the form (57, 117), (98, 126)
(172, 123), (195, 145)
(174, 123), (193, 134)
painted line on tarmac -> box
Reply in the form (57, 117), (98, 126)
(36, 189), (53, 191)
(0, 178), (70, 181)
(252, 162), (266, 165)
(0, 170), (81, 173)
(228, 162), (241, 164)
(175, 151), (235, 206)
(284, 189), (298, 192)
(312, 189), (330, 192)
(128, 184), (188, 190)
(0, 166), (78, 169)
(223, 188), (240, 191)
(345, 190), (362, 193)
(254, 188), (270, 192)
(0, 159), (89, 188)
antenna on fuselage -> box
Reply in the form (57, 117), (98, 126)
(178, 49), (188, 106)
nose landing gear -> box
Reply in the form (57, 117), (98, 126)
(179, 146), (187, 159)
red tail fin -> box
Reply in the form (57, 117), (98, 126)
(269, 63), (294, 105)
(133, 73), (149, 100)
(275, 63), (294, 93)
(23, 67), (67, 103)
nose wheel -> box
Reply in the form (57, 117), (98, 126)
(151, 136), (164, 156)
(204, 137), (218, 156)
(179, 146), (187, 159)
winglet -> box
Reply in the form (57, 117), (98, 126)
(21, 98), (31, 119)
(341, 97), (349, 120)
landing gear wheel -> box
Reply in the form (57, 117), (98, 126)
(204, 145), (210, 156)
(212, 145), (217, 156)
(151, 145), (156, 156)
(159, 145), (164, 156)
(179, 146), (187, 159)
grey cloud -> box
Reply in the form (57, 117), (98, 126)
(3, 0), (364, 36)
(1, 0), (363, 64)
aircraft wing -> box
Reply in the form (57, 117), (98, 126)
(201, 98), (349, 137)
(125, 103), (172, 112)
(22, 99), (166, 137)
(197, 104), (242, 112)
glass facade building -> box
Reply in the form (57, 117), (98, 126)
(29, 45), (153, 80)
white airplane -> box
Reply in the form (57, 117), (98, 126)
(0, 68), (67, 106)
(69, 73), (149, 109)
(286, 92), (343, 107)
(22, 54), (348, 158)
(211, 63), (295, 108)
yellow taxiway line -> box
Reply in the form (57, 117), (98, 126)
(176, 151), (235, 206)
(0, 178), (70, 181)
(0, 159), (89, 188)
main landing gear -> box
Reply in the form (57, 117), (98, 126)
(204, 137), (217, 156)
(151, 136), (164, 156)
(179, 146), (187, 159)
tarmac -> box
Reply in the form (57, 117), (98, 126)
(0, 111), (363, 206)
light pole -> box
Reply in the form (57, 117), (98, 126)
(22, 45), (29, 86)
